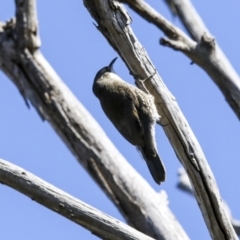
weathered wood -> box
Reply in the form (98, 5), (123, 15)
(85, 0), (237, 239)
(0, 1), (189, 239)
(0, 158), (155, 240)
(177, 168), (240, 236)
(122, 0), (240, 120)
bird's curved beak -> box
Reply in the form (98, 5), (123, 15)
(108, 57), (118, 72)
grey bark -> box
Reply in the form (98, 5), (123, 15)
(122, 0), (240, 120)
(85, 0), (237, 239)
(0, 158), (156, 240)
(165, 0), (240, 119)
(0, 1), (189, 240)
(177, 168), (240, 236)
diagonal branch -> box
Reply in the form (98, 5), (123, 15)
(0, 158), (155, 240)
(177, 168), (240, 236)
(164, 0), (211, 41)
(85, 0), (237, 239)
(0, 1), (189, 240)
(122, 0), (240, 120)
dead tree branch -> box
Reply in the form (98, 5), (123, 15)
(177, 168), (240, 236)
(85, 0), (237, 239)
(122, 0), (240, 120)
(0, 1), (189, 239)
(0, 158), (156, 240)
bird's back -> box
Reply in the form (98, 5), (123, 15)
(93, 69), (166, 184)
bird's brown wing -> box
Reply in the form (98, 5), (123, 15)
(99, 81), (144, 146)
(115, 102), (144, 146)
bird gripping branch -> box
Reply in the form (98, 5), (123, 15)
(93, 57), (166, 184)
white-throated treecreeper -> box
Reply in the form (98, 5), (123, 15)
(93, 57), (166, 184)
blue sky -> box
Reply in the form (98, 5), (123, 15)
(0, 1), (239, 239)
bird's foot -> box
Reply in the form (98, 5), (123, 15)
(136, 69), (157, 94)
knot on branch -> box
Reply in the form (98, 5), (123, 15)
(160, 38), (172, 47)
(2, 18), (16, 31)
(109, 0), (132, 32)
(199, 33), (216, 52)
(160, 37), (187, 52)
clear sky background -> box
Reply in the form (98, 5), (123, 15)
(0, 1), (239, 239)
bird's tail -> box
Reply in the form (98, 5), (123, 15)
(146, 153), (166, 184)
(138, 146), (166, 184)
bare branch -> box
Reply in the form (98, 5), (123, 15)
(122, 0), (240, 120)
(177, 168), (240, 236)
(15, 0), (41, 50)
(0, 158), (155, 240)
(164, 0), (212, 41)
(120, 0), (195, 52)
(85, 0), (237, 239)
(0, 2), (189, 240)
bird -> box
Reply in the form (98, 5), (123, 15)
(92, 57), (166, 184)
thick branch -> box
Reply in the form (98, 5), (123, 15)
(0, 158), (155, 240)
(85, 0), (237, 239)
(0, 3), (189, 240)
(177, 168), (240, 236)
(122, 0), (240, 120)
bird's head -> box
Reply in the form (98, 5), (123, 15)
(94, 57), (118, 82)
